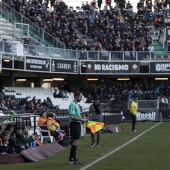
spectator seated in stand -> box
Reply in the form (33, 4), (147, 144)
(53, 89), (57, 98)
(46, 112), (67, 146)
(46, 112), (63, 139)
(57, 89), (64, 98)
(153, 16), (161, 28)
(46, 97), (55, 109)
(0, 98), (10, 111)
(35, 99), (45, 111)
(5, 124), (24, 153)
(25, 101), (35, 112)
(38, 111), (69, 146)
(38, 112), (47, 127)
(0, 97), (17, 122)
(3, 0), (168, 55)
(37, 111), (49, 135)
(14, 126), (38, 149)
(82, 2), (91, 15)
(126, 1), (133, 9)
(0, 131), (14, 154)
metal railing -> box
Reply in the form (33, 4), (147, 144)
(0, 2), (66, 48)
(128, 100), (159, 110)
(0, 40), (170, 60)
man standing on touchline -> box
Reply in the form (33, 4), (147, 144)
(68, 91), (87, 165)
(88, 96), (115, 147)
(130, 97), (138, 132)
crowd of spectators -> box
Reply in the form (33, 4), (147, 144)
(80, 78), (170, 109)
(75, 0), (168, 58)
(1, 78), (170, 154)
(1, 78), (170, 114)
(0, 124), (38, 154)
(0, 95), (57, 113)
(0, 111), (69, 154)
(0, 119), (66, 154)
(3, 0), (170, 56)
(4, 0), (74, 46)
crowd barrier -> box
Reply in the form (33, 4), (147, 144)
(0, 41), (169, 61)
(0, 142), (65, 164)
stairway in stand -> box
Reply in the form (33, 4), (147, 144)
(152, 34), (166, 59)
(153, 39), (164, 53)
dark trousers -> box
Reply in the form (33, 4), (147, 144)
(91, 130), (100, 145)
(131, 113), (136, 131)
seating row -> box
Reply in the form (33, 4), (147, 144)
(3, 87), (91, 110)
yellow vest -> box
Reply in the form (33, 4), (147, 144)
(130, 101), (137, 115)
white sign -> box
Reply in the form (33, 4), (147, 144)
(137, 111), (156, 121)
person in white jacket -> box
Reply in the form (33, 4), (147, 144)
(148, 43), (154, 59)
(161, 95), (169, 109)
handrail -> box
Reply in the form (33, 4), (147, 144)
(0, 2), (66, 49)
(0, 40), (169, 61)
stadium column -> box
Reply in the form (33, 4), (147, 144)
(11, 71), (14, 87)
(36, 73), (42, 87)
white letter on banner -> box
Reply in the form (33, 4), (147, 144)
(94, 64), (101, 70)
(102, 64), (105, 70)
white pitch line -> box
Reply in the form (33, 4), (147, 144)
(80, 122), (162, 170)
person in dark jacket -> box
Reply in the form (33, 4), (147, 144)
(0, 130), (14, 154)
(88, 96), (114, 147)
(97, 0), (103, 10)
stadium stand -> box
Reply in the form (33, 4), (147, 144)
(0, 1), (66, 48)
(2, 1), (170, 164)
(2, 87), (91, 110)
(2, 77), (169, 114)
(1, 0), (170, 61)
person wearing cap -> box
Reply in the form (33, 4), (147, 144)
(130, 97), (138, 132)
(88, 96), (115, 147)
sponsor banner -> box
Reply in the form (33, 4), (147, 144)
(161, 109), (170, 121)
(136, 109), (160, 121)
(151, 62), (170, 73)
(83, 61), (140, 74)
(51, 59), (78, 74)
(26, 56), (50, 72)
